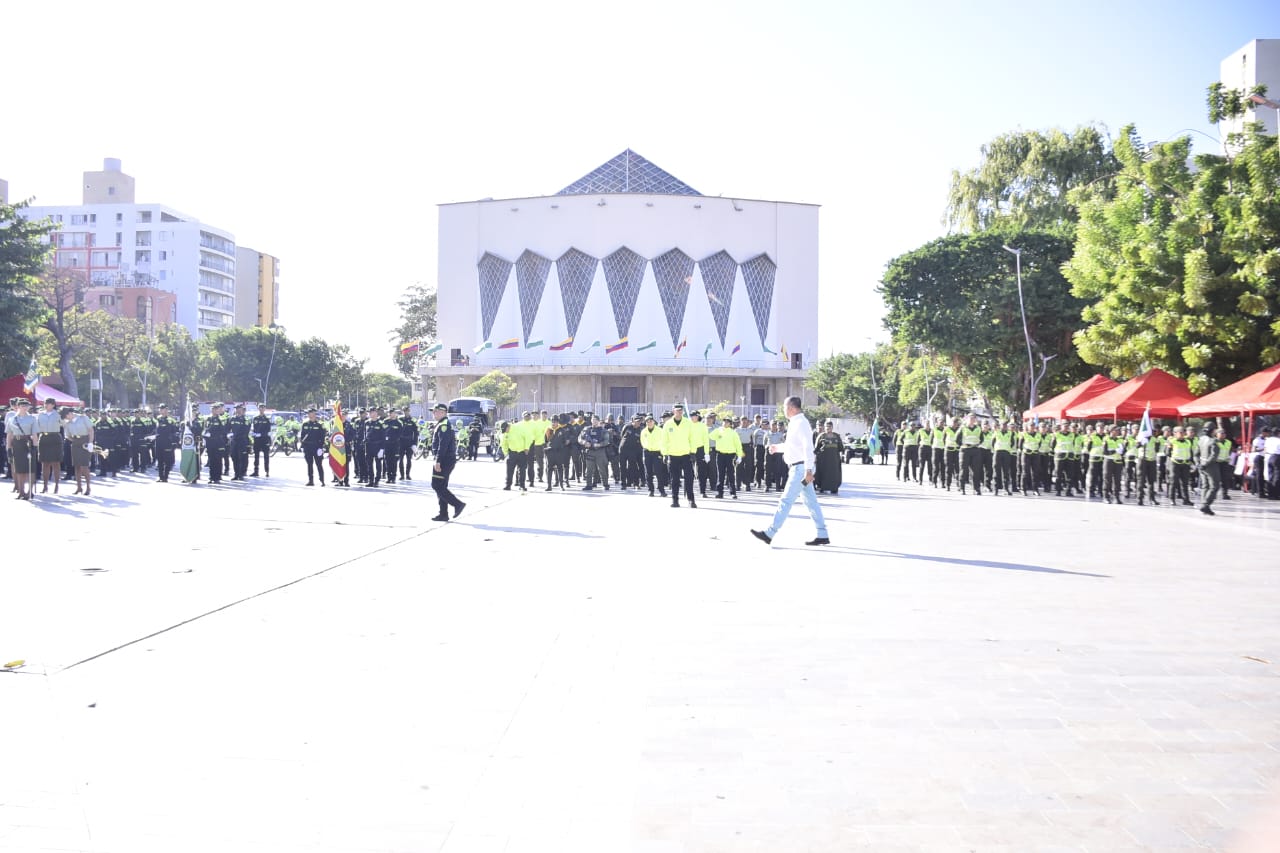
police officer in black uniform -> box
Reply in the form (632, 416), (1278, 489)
(364, 407), (386, 487)
(251, 407), (273, 477)
(383, 409), (402, 484)
(203, 404), (227, 484)
(228, 404), (251, 480)
(399, 410), (418, 480)
(430, 402), (465, 521)
(154, 404), (179, 482)
(300, 407), (328, 486)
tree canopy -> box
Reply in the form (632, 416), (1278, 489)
(0, 200), (53, 376)
(389, 283), (438, 378)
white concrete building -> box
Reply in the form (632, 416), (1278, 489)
(1219, 39), (1280, 142)
(19, 159), (238, 338)
(433, 150), (819, 414)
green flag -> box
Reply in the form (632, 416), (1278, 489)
(636, 340), (658, 352)
(703, 342), (713, 359)
(424, 342), (443, 356)
(580, 340), (601, 353)
(526, 339), (544, 348)
(180, 401), (199, 483)
(473, 341), (493, 354)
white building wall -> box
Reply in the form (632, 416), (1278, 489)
(437, 192), (819, 369)
(1220, 39), (1280, 141)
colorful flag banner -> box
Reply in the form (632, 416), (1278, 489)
(674, 337), (688, 356)
(399, 341), (420, 355)
(498, 338), (520, 349)
(636, 340), (658, 352)
(550, 337), (574, 351)
(780, 344), (789, 360)
(868, 419), (881, 457)
(580, 340), (602, 353)
(1137, 403), (1153, 443)
(329, 401), (348, 480)
(526, 339), (544, 348)
(180, 400), (199, 483)
(21, 356), (38, 395)
(605, 338), (629, 355)
(424, 342), (443, 356)
(762, 344), (777, 355)
(703, 342), (713, 359)
(730, 342), (742, 356)
(473, 341), (493, 354)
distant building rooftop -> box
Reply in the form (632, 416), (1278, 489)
(557, 149), (701, 197)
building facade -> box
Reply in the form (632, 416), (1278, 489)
(235, 247), (280, 328)
(1220, 39), (1280, 143)
(432, 150), (819, 415)
(18, 159), (242, 338)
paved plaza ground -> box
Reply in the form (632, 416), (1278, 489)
(2, 453), (1279, 853)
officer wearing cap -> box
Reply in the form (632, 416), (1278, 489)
(351, 408), (368, 483)
(620, 413), (645, 489)
(399, 409), (418, 481)
(663, 404), (696, 508)
(228, 404), (251, 480)
(203, 403), (228, 484)
(154, 404), (179, 483)
(250, 405), (273, 477)
(7, 399), (37, 499)
(430, 402), (465, 520)
(300, 407), (328, 486)
(383, 407), (402, 484)
(364, 407), (386, 487)
(0, 401), (9, 481)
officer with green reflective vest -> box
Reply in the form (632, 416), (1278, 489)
(942, 417), (961, 491)
(916, 423), (934, 485)
(1122, 425), (1140, 498)
(1136, 428), (1162, 506)
(897, 422), (917, 482)
(1051, 424), (1075, 497)
(1019, 423), (1042, 495)
(1168, 426), (1194, 505)
(930, 420), (947, 487)
(1083, 427), (1105, 498)
(991, 421), (1017, 495)
(710, 417), (744, 499)
(663, 404), (697, 508)
(1214, 429), (1234, 501)
(958, 415), (983, 495)
(979, 421), (995, 491)
(1102, 425), (1126, 504)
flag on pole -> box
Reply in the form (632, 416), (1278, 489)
(730, 342), (742, 356)
(525, 339), (544, 348)
(780, 344), (789, 361)
(179, 400), (199, 483)
(399, 341), (421, 355)
(498, 338), (519, 349)
(21, 356), (39, 395)
(703, 342), (713, 359)
(424, 342), (443, 356)
(636, 340), (658, 352)
(868, 419), (881, 457)
(762, 344), (777, 355)
(674, 337), (687, 356)
(1137, 402), (1153, 443)
(329, 401), (348, 480)
(473, 341), (493, 354)
(550, 337), (574, 351)
(605, 337), (629, 354)
(580, 339), (602, 354)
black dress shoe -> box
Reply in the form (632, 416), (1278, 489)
(751, 529), (772, 544)
(453, 501), (466, 518)
(430, 514), (449, 522)
(805, 537), (831, 546)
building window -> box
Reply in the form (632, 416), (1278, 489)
(652, 248), (694, 349)
(107, 187), (116, 196)
(741, 254), (777, 349)
(158, 251), (167, 261)
(115, 212), (123, 224)
(602, 247), (646, 340)
(137, 210), (152, 223)
(136, 232), (151, 246)
(515, 250), (551, 345)
(476, 252), (513, 341)
(699, 250), (737, 347)
(609, 386), (638, 404)
(159, 270), (167, 281)
(115, 232), (122, 246)
(555, 248), (598, 341)
(750, 388), (766, 406)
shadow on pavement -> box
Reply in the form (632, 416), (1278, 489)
(783, 544), (1109, 578)
(464, 523), (602, 538)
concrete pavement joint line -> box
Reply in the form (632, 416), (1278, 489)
(57, 525), (441, 674)
(209, 516), (422, 529)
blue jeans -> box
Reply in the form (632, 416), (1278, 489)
(766, 462), (829, 539)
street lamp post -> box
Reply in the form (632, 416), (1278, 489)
(1248, 93), (1280, 151)
(1002, 245), (1040, 413)
(262, 323), (282, 407)
(864, 338), (880, 425)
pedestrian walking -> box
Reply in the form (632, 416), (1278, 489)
(751, 396), (830, 547)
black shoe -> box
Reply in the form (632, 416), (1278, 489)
(806, 537), (831, 546)
(503, 485), (511, 490)
(670, 501), (679, 508)
(306, 481), (314, 486)
(690, 501), (697, 509)
(430, 514), (449, 522)
(453, 502), (466, 518)
(1200, 505), (1215, 516)
(751, 529), (772, 545)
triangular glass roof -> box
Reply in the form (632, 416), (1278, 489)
(557, 149), (701, 196)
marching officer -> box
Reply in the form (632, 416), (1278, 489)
(300, 407), (328, 486)
(202, 404), (228, 484)
(154, 404), (179, 483)
(251, 406), (273, 477)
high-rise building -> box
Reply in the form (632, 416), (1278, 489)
(0, 177), (8, 204)
(235, 247), (280, 328)
(18, 158), (240, 338)
(1219, 39), (1280, 142)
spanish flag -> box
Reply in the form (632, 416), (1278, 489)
(329, 401), (347, 480)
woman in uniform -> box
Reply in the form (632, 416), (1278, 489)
(7, 399), (37, 500)
(62, 406), (96, 495)
(35, 397), (65, 494)
(813, 421), (845, 494)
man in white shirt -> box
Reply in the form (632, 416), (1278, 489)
(1265, 429), (1280, 499)
(751, 396), (830, 546)
(1252, 428), (1270, 499)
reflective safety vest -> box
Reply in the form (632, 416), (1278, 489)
(1217, 439), (1233, 463)
(960, 425), (982, 447)
(662, 416), (695, 456)
(1053, 432), (1072, 456)
(1104, 436), (1125, 462)
(1169, 438), (1193, 463)
(943, 427), (959, 450)
(710, 425), (743, 456)
(980, 429), (995, 451)
(1088, 435), (1107, 459)
(899, 428), (915, 445)
(641, 426), (664, 453)
(931, 428), (946, 449)
(1021, 432), (1041, 453)
(1141, 437), (1161, 461)
(992, 430), (1014, 453)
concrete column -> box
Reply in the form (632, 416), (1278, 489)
(644, 374), (654, 407)
(700, 374), (708, 410)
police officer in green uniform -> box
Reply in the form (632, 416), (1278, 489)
(958, 414), (983, 495)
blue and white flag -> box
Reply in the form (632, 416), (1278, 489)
(868, 419), (881, 457)
(1137, 403), (1153, 444)
(21, 356), (39, 395)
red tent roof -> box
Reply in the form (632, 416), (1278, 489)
(1023, 374), (1120, 421)
(1178, 363), (1280, 416)
(0, 374), (85, 407)
(1064, 368), (1195, 420)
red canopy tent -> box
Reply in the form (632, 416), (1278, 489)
(0, 374), (85, 407)
(1023, 374), (1120, 421)
(1063, 368), (1195, 421)
(1177, 363), (1280, 417)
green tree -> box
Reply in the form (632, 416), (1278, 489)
(0, 200), (53, 376)
(1065, 119), (1280, 394)
(805, 344), (911, 424)
(461, 370), (517, 413)
(946, 126), (1118, 235)
(389, 283), (438, 378)
(880, 231), (1091, 410)
(148, 324), (204, 408)
(360, 372), (412, 409)
(30, 265), (90, 397)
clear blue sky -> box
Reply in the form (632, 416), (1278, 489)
(2, 0), (1274, 371)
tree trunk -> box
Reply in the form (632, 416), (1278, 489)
(59, 347), (79, 399)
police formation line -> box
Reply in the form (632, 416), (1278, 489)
(1, 397), (464, 519)
(891, 414), (1261, 516)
